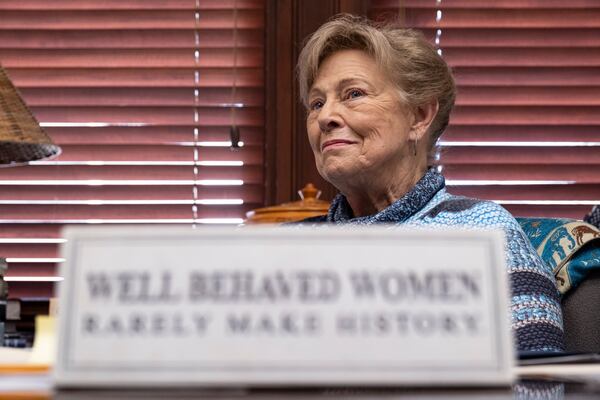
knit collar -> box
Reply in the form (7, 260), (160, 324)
(326, 169), (445, 224)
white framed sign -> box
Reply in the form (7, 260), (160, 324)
(55, 226), (514, 387)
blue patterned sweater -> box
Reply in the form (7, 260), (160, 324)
(300, 169), (565, 353)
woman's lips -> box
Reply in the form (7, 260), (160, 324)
(321, 139), (356, 151)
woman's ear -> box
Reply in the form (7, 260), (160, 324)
(410, 99), (439, 141)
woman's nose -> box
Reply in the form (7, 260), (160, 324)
(317, 101), (343, 132)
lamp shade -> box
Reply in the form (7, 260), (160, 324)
(0, 65), (61, 166)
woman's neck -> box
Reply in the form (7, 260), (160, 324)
(341, 166), (427, 218)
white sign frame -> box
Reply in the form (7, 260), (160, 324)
(55, 226), (514, 387)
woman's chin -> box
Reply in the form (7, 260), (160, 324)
(320, 165), (360, 188)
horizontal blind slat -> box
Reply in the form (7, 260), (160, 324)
(397, 9), (600, 28)
(25, 145), (263, 163)
(4, 264), (56, 278)
(449, 184), (600, 201)
(443, 125), (600, 142)
(0, 29), (264, 49)
(43, 126), (264, 145)
(451, 106), (600, 125)
(0, 186), (264, 203)
(29, 106), (264, 125)
(0, 244), (59, 258)
(6, 68), (264, 87)
(444, 165), (600, 183)
(372, 0), (600, 9)
(0, 10), (264, 30)
(20, 87), (264, 107)
(1, 49), (263, 68)
(455, 87), (600, 106)
(0, 205), (256, 220)
(454, 67), (600, 86)
(412, 28), (600, 48)
(443, 48), (600, 67)
(441, 147), (600, 165)
(6, 282), (54, 299)
(0, 165), (263, 183)
(0, 0), (264, 10)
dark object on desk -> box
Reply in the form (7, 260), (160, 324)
(5, 299), (47, 348)
(519, 352), (600, 366)
(1, 298), (46, 348)
(562, 268), (600, 353)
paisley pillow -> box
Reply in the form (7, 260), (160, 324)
(517, 218), (600, 295)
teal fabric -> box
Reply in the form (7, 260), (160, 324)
(517, 217), (600, 295)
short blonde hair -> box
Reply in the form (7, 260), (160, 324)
(297, 14), (456, 149)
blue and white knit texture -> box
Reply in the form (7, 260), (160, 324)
(302, 169), (565, 352)
(585, 205), (600, 229)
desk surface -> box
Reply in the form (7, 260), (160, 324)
(2, 380), (600, 400)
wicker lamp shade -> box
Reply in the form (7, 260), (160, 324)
(0, 65), (61, 166)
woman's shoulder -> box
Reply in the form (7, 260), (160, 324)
(417, 190), (520, 230)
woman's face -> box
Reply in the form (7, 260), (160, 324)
(306, 49), (415, 189)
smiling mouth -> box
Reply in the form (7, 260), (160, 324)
(321, 140), (356, 151)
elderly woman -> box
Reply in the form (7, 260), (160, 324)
(296, 15), (564, 353)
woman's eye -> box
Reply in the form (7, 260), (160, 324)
(346, 89), (364, 99)
(310, 100), (324, 110)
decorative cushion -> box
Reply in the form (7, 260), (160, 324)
(517, 217), (600, 295)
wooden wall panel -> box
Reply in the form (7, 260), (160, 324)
(264, 0), (365, 205)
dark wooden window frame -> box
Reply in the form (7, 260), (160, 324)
(264, 0), (366, 205)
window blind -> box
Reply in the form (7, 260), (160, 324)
(0, 0), (265, 298)
(369, 0), (600, 219)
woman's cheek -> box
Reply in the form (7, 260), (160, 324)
(346, 114), (376, 138)
(306, 122), (320, 152)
